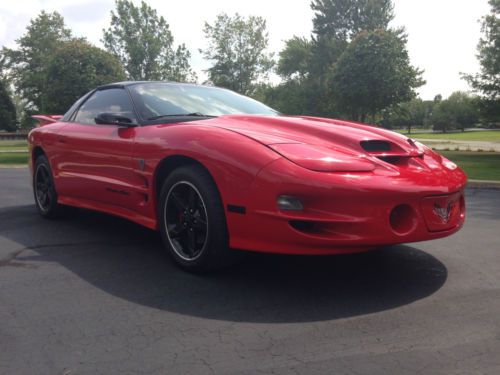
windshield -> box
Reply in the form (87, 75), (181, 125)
(129, 83), (279, 120)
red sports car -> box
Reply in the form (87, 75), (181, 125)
(29, 81), (467, 271)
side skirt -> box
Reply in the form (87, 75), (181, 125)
(58, 195), (158, 231)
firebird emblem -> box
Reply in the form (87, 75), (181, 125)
(433, 202), (454, 224)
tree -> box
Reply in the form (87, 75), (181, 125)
(273, 0), (403, 118)
(3, 11), (71, 113)
(0, 80), (17, 131)
(329, 29), (424, 122)
(450, 92), (479, 131)
(463, 0), (500, 122)
(311, 0), (394, 42)
(0, 49), (10, 86)
(201, 13), (274, 96)
(103, 0), (195, 82)
(380, 99), (434, 132)
(278, 0), (395, 81)
(259, 80), (332, 116)
(464, 0), (500, 100)
(273, 36), (336, 116)
(271, 0), (424, 120)
(45, 39), (126, 114)
(277, 37), (313, 81)
(430, 92), (479, 132)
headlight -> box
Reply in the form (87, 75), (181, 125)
(269, 143), (375, 172)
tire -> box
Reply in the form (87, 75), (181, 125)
(158, 164), (235, 272)
(33, 155), (64, 219)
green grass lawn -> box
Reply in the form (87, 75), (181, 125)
(0, 152), (29, 166)
(441, 151), (500, 181)
(0, 140), (28, 151)
(398, 130), (500, 142)
(0, 140), (30, 166)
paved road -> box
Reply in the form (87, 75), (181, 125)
(1, 168), (499, 375)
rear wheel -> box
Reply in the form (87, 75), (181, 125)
(159, 165), (235, 272)
(33, 155), (64, 219)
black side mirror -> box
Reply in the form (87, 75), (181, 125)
(95, 113), (138, 127)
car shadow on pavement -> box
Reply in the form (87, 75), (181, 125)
(0, 204), (448, 323)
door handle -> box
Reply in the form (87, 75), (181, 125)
(57, 135), (67, 143)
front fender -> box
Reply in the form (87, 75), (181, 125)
(133, 123), (281, 210)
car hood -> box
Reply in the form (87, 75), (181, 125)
(203, 114), (421, 154)
(188, 114), (436, 173)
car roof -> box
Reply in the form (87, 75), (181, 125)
(96, 81), (207, 91)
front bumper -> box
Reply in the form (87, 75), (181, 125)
(226, 157), (467, 255)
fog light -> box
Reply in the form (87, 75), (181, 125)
(277, 196), (304, 211)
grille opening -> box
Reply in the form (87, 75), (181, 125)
(361, 140), (391, 152)
(290, 220), (316, 232)
(289, 220), (337, 237)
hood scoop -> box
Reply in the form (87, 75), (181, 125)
(360, 140), (392, 152)
(361, 139), (423, 165)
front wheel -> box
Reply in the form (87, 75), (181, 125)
(159, 165), (235, 272)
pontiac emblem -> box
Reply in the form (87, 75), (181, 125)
(433, 202), (454, 224)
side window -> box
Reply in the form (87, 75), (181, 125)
(73, 88), (136, 125)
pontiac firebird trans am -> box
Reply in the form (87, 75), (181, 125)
(29, 81), (467, 272)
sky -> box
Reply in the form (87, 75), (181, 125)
(0, 0), (491, 100)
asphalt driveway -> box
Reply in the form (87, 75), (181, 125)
(0, 168), (499, 374)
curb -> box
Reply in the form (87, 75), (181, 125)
(467, 180), (500, 190)
(0, 165), (28, 169)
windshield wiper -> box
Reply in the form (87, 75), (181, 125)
(147, 112), (216, 121)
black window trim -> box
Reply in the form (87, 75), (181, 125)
(67, 86), (142, 126)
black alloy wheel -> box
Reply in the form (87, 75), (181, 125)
(165, 181), (209, 261)
(159, 164), (236, 272)
(33, 155), (65, 218)
(34, 162), (53, 213)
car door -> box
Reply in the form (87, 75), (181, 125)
(56, 87), (141, 210)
